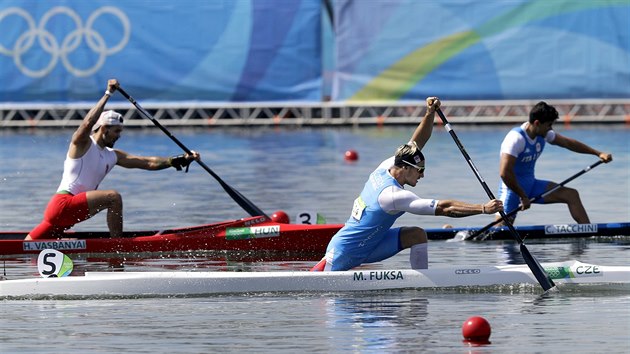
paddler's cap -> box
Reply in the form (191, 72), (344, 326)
(394, 142), (425, 169)
(93, 110), (124, 131)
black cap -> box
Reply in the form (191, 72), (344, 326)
(395, 150), (425, 168)
(394, 142), (425, 168)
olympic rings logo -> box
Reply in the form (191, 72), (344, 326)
(0, 6), (130, 78)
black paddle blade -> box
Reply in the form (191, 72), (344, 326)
(520, 244), (555, 291)
(436, 108), (554, 292)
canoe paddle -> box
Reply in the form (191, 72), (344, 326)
(117, 87), (270, 220)
(464, 159), (605, 241)
(435, 108), (555, 291)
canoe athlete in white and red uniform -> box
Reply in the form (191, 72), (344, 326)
(312, 97), (503, 271)
(27, 79), (200, 240)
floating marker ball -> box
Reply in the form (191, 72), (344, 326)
(462, 316), (491, 342)
(344, 150), (359, 161)
(271, 210), (290, 224)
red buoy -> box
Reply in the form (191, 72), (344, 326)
(271, 210), (290, 224)
(344, 150), (359, 161)
(462, 316), (491, 342)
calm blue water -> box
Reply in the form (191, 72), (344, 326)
(1, 125), (629, 353)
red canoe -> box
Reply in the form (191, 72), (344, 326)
(2, 218), (626, 258)
(0, 216), (343, 257)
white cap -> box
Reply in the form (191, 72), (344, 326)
(93, 110), (124, 131)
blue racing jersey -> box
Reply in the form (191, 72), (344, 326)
(510, 126), (546, 179)
(326, 167), (404, 267)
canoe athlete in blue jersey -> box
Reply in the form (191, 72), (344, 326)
(311, 97), (504, 271)
(497, 101), (612, 225)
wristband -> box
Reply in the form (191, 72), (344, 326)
(481, 204), (485, 214)
(170, 154), (192, 172)
(105, 90), (112, 97)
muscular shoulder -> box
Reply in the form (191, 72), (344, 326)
(500, 130), (525, 157)
(545, 130), (556, 143)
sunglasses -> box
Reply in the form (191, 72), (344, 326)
(402, 160), (425, 174)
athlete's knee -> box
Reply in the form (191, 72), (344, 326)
(558, 187), (581, 203)
(567, 187), (581, 200)
(400, 227), (427, 248)
(98, 190), (122, 208)
(412, 227), (428, 244)
(108, 191), (122, 205)
(87, 190), (123, 215)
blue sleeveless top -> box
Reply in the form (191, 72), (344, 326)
(512, 126), (546, 178)
(330, 168), (405, 257)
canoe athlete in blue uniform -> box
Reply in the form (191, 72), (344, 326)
(497, 101), (612, 224)
(312, 97), (504, 271)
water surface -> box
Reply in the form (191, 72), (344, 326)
(1, 125), (628, 353)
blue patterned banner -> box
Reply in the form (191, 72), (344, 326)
(332, 0), (630, 100)
(0, 0), (322, 102)
(2, 0), (628, 103)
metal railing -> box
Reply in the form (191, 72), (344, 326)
(1, 99), (629, 128)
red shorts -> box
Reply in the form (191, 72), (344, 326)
(29, 192), (90, 239)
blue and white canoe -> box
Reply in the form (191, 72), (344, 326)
(428, 222), (630, 241)
(1, 260), (629, 298)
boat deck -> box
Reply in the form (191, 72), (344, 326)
(1, 260), (628, 298)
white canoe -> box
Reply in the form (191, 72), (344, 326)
(1, 260), (629, 298)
